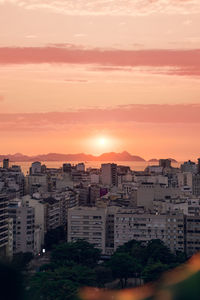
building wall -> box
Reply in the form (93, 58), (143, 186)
(193, 175), (200, 196)
(101, 164), (117, 186)
(114, 210), (184, 253)
(0, 194), (9, 258)
(8, 202), (35, 254)
(7, 218), (13, 258)
(185, 215), (200, 257)
(68, 207), (106, 253)
(135, 184), (181, 210)
(23, 196), (45, 245)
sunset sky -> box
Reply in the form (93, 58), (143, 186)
(1, 0), (200, 160)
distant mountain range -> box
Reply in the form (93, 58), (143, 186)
(0, 151), (177, 163)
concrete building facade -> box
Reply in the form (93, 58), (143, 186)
(0, 194), (9, 257)
(8, 200), (35, 254)
(68, 207), (106, 253)
(101, 163), (118, 186)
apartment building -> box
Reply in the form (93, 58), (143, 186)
(185, 215), (200, 257)
(114, 209), (184, 253)
(68, 207), (106, 253)
(8, 200), (35, 254)
(101, 163), (118, 186)
(26, 174), (48, 195)
(43, 197), (60, 231)
(0, 194), (9, 257)
(22, 195), (45, 246)
(132, 183), (181, 210)
(192, 174), (200, 196)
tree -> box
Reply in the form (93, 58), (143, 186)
(45, 226), (66, 250)
(51, 240), (101, 267)
(28, 271), (79, 300)
(175, 250), (188, 264)
(94, 266), (113, 287)
(11, 252), (33, 272)
(28, 240), (102, 299)
(55, 265), (97, 287)
(109, 253), (142, 288)
(144, 239), (175, 264)
(28, 264), (97, 300)
(142, 261), (169, 283)
(116, 239), (146, 265)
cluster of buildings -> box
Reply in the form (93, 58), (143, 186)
(1, 157), (200, 259)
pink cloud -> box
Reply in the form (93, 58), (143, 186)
(0, 46), (199, 76)
(1, 104), (200, 132)
(2, 0), (200, 16)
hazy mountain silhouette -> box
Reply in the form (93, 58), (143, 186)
(0, 151), (145, 162)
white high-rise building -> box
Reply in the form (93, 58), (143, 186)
(22, 195), (45, 247)
(8, 200), (35, 254)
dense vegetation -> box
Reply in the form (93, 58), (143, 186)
(0, 239), (188, 300)
(26, 239), (187, 299)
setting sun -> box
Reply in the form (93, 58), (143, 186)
(97, 137), (107, 146)
(95, 136), (112, 151)
(83, 134), (121, 155)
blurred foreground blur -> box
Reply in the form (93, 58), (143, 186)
(80, 253), (200, 300)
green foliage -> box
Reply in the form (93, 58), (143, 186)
(45, 226), (66, 250)
(175, 250), (188, 264)
(28, 271), (79, 300)
(142, 261), (170, 283)
(145, 240), (176, 264)
(39, 262), (58, 272)
(26, 238), (188, 299)
(28, 240), (102, 299)
(108, 252), (142, 288)
(51, 240), (101, 267)
(114, 239), (188, 285)
(116, 239), (146, 265)
(56, 265), (97, 287)
(11, 252), (33, 272)
(28, 264), (97, 299)
(94, 266), (113, 287)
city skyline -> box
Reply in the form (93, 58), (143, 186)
(1, 1), (200, 159)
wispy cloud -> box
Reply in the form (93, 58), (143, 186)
(1, 0), (200, 16)
(1, 104), (200, 132)
(0, 46), (199, 77)
(64, 79), (89, 83)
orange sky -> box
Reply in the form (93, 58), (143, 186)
(0, 0), (200, 160)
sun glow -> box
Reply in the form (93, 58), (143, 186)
(84, 134), (121, 155)
(97, 137), (107, 146)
